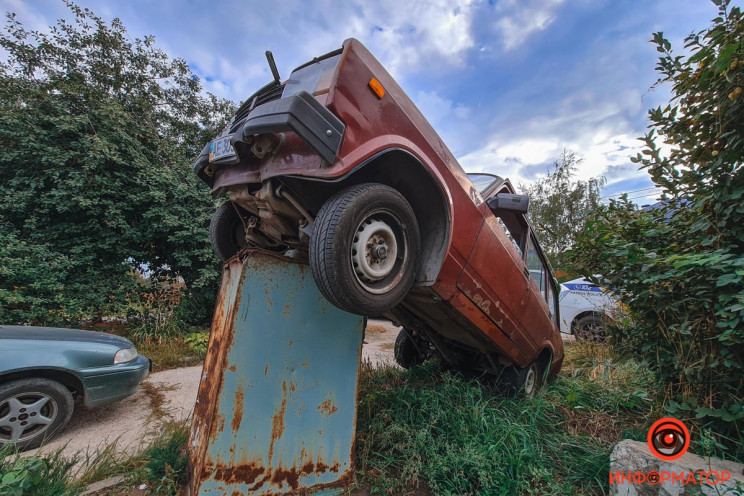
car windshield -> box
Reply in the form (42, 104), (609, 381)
(467, 173), (501, 196)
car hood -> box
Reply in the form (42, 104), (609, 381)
(0, 326), (134, 348)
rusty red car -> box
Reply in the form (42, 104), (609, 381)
(194, 39), (563, 396)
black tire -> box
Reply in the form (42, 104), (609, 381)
(502, 362), (542, 398)
(0, 378), (74, 451)
(210, 202), (247, 263)
(573, 314), (605, 342)
(310, 183), (420, 315)
(394, 329), (424, 369)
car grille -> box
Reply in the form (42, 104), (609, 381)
(229, 82), (285, 134)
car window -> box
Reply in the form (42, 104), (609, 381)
(547, 282), (557, 322)
(467, 173), (500, 196)
(496, 217), (523, 256)
(525, 236), (546, 294)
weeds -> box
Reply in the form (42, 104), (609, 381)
(141, 422), (189, 496)
(356, 342), (659, 495)
(0, 444), (80, 496)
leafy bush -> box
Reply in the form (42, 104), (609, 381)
(570, 1), (743, 460)
(184, 332), (210, 356)
(0, 2), (232, 325)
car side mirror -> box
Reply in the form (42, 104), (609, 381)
(486, 193), (529, 214)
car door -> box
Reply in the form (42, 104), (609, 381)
(521, 232), (558, 342)
(456, 187), (538, 358)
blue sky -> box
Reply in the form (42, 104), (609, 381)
(1, 0), (726, 204)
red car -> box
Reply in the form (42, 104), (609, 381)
(195, 39), (563, 396)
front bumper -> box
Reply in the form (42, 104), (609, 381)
(80, 354), (151, 407)
(194, 91), (345, 187)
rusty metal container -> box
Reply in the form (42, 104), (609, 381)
(189, 250), (364, 495)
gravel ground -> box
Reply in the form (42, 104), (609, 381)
(26, 319), (400, 460)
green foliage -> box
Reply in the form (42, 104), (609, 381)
(142, 422), (190, 496)
(522, 150), (605, 269)
(356, 349), (656, 495)
(184, 331), (210, 356)
(0, 2), (234, 325)
(0, 223), (71, 324)
(0, 445), (80, 496)
(570, 1), (744, 460)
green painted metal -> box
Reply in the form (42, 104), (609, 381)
(190, 252), (364, 495)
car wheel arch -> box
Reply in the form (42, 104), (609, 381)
(0, 369), (86, 403)
(282, 148), (451, 286)
(536, 346), (553, 378)
(333, 148), (451, 286)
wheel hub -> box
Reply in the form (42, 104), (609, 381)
(351, 219), (398, 283)
(0, 393), (56, 442)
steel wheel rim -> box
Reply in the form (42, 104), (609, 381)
(0, 392), (58, 443)
(524, 366), (537, 397)
(350, 210), (408, 295)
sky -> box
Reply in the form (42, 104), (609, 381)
(0, 0), (728, 204)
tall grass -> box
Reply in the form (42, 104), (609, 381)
(356, 342), (658, 495)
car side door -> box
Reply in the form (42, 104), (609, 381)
(521, 232), (560, 342)
(456, 186), (538, 358)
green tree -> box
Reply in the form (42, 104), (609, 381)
(522, 149), (605, 271)
(570, 0), (743, 459)
(0, 2), (235, 324)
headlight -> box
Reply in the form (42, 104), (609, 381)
(114, 347), (138, 364)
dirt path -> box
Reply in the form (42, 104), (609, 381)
(27, 319), (400, 460)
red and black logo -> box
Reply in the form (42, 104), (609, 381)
(647, 418), (690, 461)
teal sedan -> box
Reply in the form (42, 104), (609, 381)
(0, 326), (150, 451)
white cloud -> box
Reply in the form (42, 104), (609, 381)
(494, 0), (565, 51)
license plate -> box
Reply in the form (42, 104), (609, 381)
(209, 135), (237, 162)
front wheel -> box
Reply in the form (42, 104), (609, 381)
(0, 378), (74, 451)
(310, 183), (420, 315)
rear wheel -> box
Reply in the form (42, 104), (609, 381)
(310, 183), (420, 315)
(573, 314), (605, 342)
(502, 362), (542, 398)
(394, 329), (426, 369)
(210, 202), (246, 262)
(0, 378), (74, 451)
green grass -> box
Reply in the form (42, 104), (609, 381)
(0, 343), (657, 496)
(355, 342), (658, 495)
(0, 444), (80, 496)
(0, 422), (190, 496)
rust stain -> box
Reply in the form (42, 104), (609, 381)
(231, 491), (240, 496)
(317, 399), (338, 416)
(288, 339), (294, 346)
(289, 381), (297, 392)
(264, 363), (269, 375)
(212, 463), (265, 485)
(228, 364), (237, 372)
(216, 413), (226, 434)
(301, 358), (309, 368)
(268, 381), (288, 462)
(231, 383), (244, 432)
(270, 466), (301, 490)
